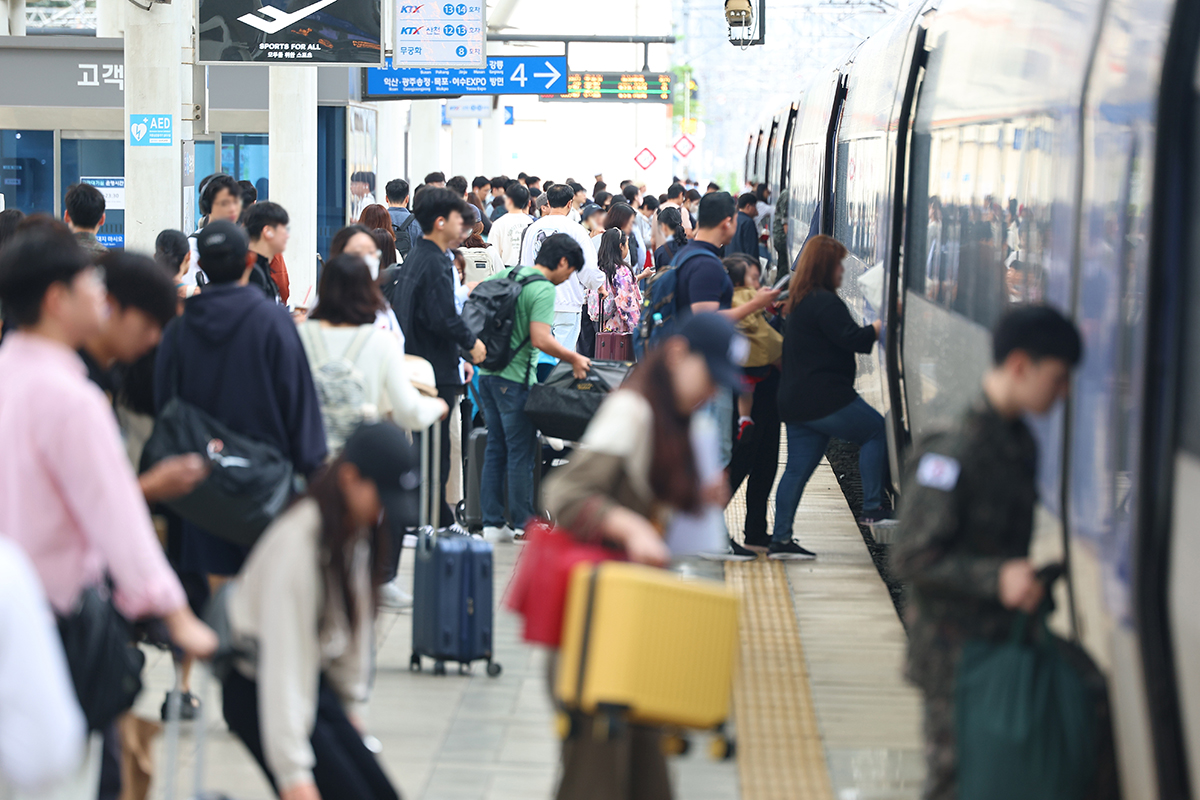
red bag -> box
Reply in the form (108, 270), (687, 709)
(505, 518), (624, 647)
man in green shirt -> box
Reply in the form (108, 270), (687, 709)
(480, 233), (591, 543)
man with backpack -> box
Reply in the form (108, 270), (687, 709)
(155, 220), (327, 580)
(385, 178), (423, 262)
(474, 233), (591, 543)
(391, 188), (488, 528)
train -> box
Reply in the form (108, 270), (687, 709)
(744, 0), (1200, 795)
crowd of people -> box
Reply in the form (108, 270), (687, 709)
(0, 163), (1085, 800)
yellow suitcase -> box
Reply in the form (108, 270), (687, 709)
(555, 561), (739, 730)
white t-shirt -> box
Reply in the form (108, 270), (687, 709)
(519, 214), (603, 312)
(488, 212), (534, 266)
(0, 538), (86, 791)
(299, 322), (445, 434)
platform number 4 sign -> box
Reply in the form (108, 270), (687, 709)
(634, 148), (657, 170)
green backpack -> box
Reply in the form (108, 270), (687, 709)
(956, 608), (1102, 800)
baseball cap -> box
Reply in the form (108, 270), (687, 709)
(341, 422), (421, 530)
(196, 220), (248, 278)
(461, 203), (480, 228)
(580, 203), (603, 223)
(678, 313), (749, 392)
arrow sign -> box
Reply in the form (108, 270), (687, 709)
(533, 61), (562, 89)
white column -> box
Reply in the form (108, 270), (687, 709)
(409, 100), (443, 180)
(269, 66), (318, 306)
(96, 0), (124, 38)
(124, 0), (182, 252)
(376, 100), (409, 190)
(0, 0), (26, 37)
(480, 107), (503, 177)
(450, 117), (478, 180)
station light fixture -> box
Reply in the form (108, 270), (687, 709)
(725, 0), (766, 48)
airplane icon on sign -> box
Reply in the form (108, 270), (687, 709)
(237, 0), (340, 35)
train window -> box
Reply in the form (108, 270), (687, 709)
(905, 117), (1055, 329)
(0, 130), (54, 216)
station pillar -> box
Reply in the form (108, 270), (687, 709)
(377, 100), (409, 193)
(0, 0), (25, 36)
(410, 100), (443, 180)
(123, 0), (182, 252)
(450, 117), (479, 182)
(481, 106), (503, 177)
(269, 66), (318, 306)
(96, 0), (123, 38)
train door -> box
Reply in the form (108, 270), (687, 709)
(821, 77), (849, 234)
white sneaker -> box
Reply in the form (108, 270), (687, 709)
(378, 580), (413, 611)
(402, 533), (417, 549)
(483, 526), (515, 543)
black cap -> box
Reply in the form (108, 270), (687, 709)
(678, 313), (748, 392)
(461, 203), (480, 227)
(196, 220), (248, 271)
(341, 422), (421, 529)
(580, 202), (603, 222)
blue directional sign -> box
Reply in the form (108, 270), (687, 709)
(364, 55), (567, 99)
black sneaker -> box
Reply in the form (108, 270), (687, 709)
(857, 508), (895, 525)
(699, 537), (758, 562)
(161, 690), (201, 722)
(768, 540), (817, 561)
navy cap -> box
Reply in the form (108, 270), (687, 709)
(678, 313), (749, 392)
(580, 203), (603, 222)
(342, 422), (421, 530)
(461, 203), (480, 227)
(196, 220), (248, 267)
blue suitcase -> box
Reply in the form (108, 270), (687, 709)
(409, 421), (502, 677)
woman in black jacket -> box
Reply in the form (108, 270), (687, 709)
(770, 235), (886, 560)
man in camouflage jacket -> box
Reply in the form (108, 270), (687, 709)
(892, 305), (1083, 800)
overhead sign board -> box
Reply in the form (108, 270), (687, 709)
(445, 98), (491, 119)
(542, 72), (672, 103)
(363, 55), (566, 99)
(393, 1), (486, 68)
(198, 0), (383, 64)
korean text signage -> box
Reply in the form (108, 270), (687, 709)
(393, 2), (485, 68)
(543, 72), (672, 103)
(81, 177), (125, 210)
(364, 55), (566, 99)
(198, 0), (383, 65)
(129, 115), (172, 147)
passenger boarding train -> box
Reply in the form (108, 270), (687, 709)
(745, 0), (1200, 795)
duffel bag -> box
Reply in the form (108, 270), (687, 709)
(524, 360), (633, 442)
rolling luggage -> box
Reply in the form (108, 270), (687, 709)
(458, 425), (543, 533)
(555, 561), (738, 730)
(594, 305), (633, 362)
(410, 422), (502, 677)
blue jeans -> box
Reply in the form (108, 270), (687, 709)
(772, 397), (886, 543)
(478, 375), (537, 529)
(700, 387), (735, 470)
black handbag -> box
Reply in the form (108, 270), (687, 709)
(523, 360), (634, 442)
(57, 587), (145, 731)
(142, 322), (295, 548)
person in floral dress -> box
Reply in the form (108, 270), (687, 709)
(587, 228), (642, 333)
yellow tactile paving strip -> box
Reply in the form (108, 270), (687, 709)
(726, 558), (836, 800)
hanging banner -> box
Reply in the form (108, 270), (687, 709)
(198, 0), (383, 65)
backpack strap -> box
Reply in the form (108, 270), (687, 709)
(299, 321), (330, 365)
(342, 326), (374, 366)
(392, 208), (412, 233)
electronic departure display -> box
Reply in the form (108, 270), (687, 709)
(542, 72), (672, 103)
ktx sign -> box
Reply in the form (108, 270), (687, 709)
(364, 55), (566, 99)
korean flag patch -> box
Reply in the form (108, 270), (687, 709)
(916, 452), (961, 492)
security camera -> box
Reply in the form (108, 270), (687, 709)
(725, 0), (756, 47)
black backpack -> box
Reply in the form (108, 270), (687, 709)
(459, 270), (548, 374)
(392, 209), (415, 260)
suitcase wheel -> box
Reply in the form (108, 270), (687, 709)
(709, 734), (736, 761)
(454, 500), (467, 528)
(662, 732), (690, 757)
(433, 660), (447, 676)
(409, 654), (421, 672)
(458, 663), (470, 675)
(486, 660), (502, 678)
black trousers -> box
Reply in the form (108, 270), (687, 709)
(223, 670), (401, 800)
(727, 368), (781, 546)
(417, 385), (460, 528)
(578, 302), (597, 358)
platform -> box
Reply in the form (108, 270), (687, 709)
(137, 455), (921, 800)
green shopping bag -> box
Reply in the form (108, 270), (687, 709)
(956, 610), (1099, 800)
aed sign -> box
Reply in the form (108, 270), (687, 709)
(129, 115), (172, 147)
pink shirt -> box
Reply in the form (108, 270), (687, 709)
(0, 333), (185, 617)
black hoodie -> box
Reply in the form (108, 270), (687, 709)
(154, 283), (327, 571)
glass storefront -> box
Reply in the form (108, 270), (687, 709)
(0, 130), (53, 215)
(221, 134), (269, 201)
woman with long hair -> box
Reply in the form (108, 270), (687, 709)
(543, 313), (745, 800)
(370, 228), (398, 271)
(601, 202), (645, 273)
(356, 203), (392, 233)
(220, 422), (418, 800)
(329, 224), (403, 339)
(771, 235), (885, 560)
(586, 228), (641, 334)
(654, 206), (688, 268)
